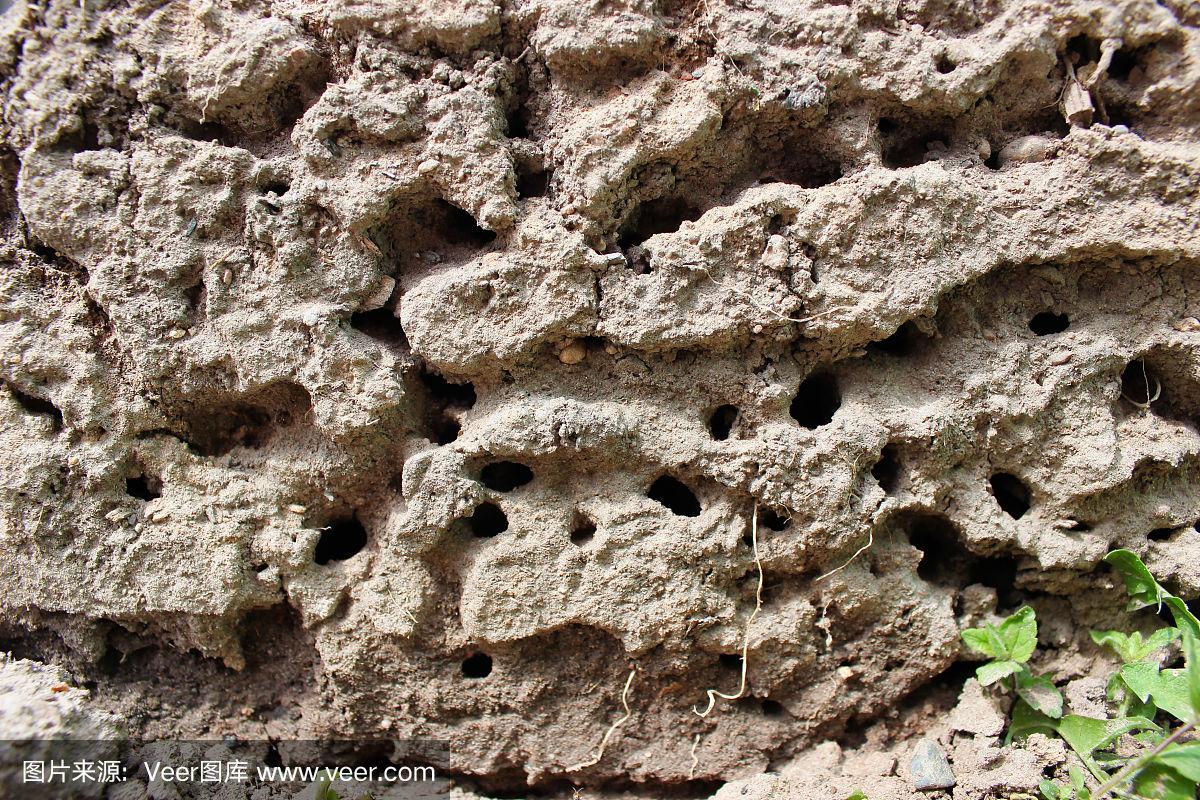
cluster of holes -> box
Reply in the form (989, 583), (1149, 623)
(708, 404), (738, 440)
(990, 472), (1032, 519)
(418, 367), (476, 445)
(314, 517), (368, 565)
(790, 372), (840, 429)
(1029, 311), (1069, 335)
(480, 461), (534, 492)
(904, 512), (1019, 601)
(647, 475), (702, 517)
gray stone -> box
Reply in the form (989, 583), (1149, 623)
(910, 738), (956, 791)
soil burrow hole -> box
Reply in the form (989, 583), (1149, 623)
(759, 507), (790, 532)
(125, 474), (161, 501)
(871, 444), (902, 494)
(480, 461), (534, 492)
(314, 517), (368, 564)
(570, 512), (596, 546)
(469, 502), (508, 537)
(790, 372), (841, 429)
(647, 475), (702, 517)
(516, 165), (551, 199)
(462, 652), (492, 678)
(869, 321), (930, 357)
(708, 404), (738, 440)
(1120, 360), (1161, 408)
(1148, 527), (1175, 542)
(1028, 311), (1069, 335)
(761, 699), (785, 716)
(989, 472), (1031, 519)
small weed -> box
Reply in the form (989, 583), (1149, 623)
(966, 550), (1200, 799)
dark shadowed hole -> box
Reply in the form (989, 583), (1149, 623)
(969, 554), (1020, 605)
(907, 513), (966, 586)
(516, 166), (551, 199)
(350, 308), (408, 349)
(871, 444), (902, 494)
(178, 118), (237, 147)
(436, 200), (496, 248)
(469, 502), (508, 537)
(1107, 47), (1140, 81)
(936, 54), (957, 73)
(879, 117), (949, 169)
(1066, 34), (1101, 66)
(990, 472), (1031, 519)
(618, 196), (701, 249)
(790, 372), (840, 429)
(125, 475), (161, 501)
(314, 518), (368, 564)
(570, 513), (596, 546)
(759, 507), (789, 532)
(869, 321), (929, 356)
(418, 367), (475, 445)
(761, 699), (785, 716)
(708, 404), (738, 440)
(1148, 527), (1175, 542)
(648, 475), (701, 517)
(420, 369), (476, 408)
(480, 461), (534, 492)
(462, 652), (492, 678)
(1028, 312), (1069, 335)
(4, 383), (64, 431)
(719, 653), (742, 670)
(1120, 360), (1160, 407)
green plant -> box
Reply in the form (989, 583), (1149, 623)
(965, 549), (1200, 800)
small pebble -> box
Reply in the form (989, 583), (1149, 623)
(561, 203), (577, 216)
(221, 268), (233, 285)
(558, 340), (586, 364)
(287, 504), (307, 514)
(1112, 124), (1130, 134)
(166, 328), (187, 340)
(910, 738), (955, 791)
(1050, 351), (1072, 365)
(417, 159), (439, 174)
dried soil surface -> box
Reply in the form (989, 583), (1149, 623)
(1, 0), (1199, 797)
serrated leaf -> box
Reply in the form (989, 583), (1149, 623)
(1131, 763), (1198, 800)
(1157, 743), (1200, 782)
(1105, 549), (1167, 607)
(962, 627), (998, 658)
(1017, 672), (1064, 718)
(999, 606), (1038, 663)
(977, 659), (1023, 686)
(1183, 628), (1200, 721)
(1056, 714), (1157, 759)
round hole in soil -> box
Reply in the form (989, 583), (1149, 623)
(871, 444), (902, 493)
(469, 502), (508, 537)
(1028, 311), (1069, 335)
(462, 652), (492, 678)
(708, 404), (738, 440)
(759, 507), (789, 531)
(790, 372), (840, 429)
(647, 475), (701, 517)
(314, 517), (368, 564)
(989, 472), (1031, 519)
(718, 653), (742, 670)
(761, 699), (785, 716)
(570, 513), (596, 546)
(480, 461), (534, 492)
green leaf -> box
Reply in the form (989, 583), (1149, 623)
(999, 606), (1039, 663)
(1038, 780), (1063, 800)
(1119, 662), (1194, 722)
(1157, 742), (1200, 782)
(1090, 629), (1137, 662)
(1131, 763), (1198, 800)
(1068, 765), (1091, 799)
(1164, 596), (1200, 639)
(1183, 628), (1200, 720)
(844, 792), (868, 800)
(1056, 714), (1157, 760)
(1120, 661), (1161, 703)
(1007, 698), (1059, 745)
(1145, 627), (1182, 657)
(977, 659), (1023, 686)
(962, 627), (998, 658)
(1017, 672), (1065, 718)
(1105, 549), (1167, 608)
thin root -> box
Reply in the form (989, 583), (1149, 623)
(1122, 360), (1162, 409)
(694, 505), (763, 717)
(689, 733), (701, 780)
(816, 527), (875, 582)
(569, 667), (636, 771)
